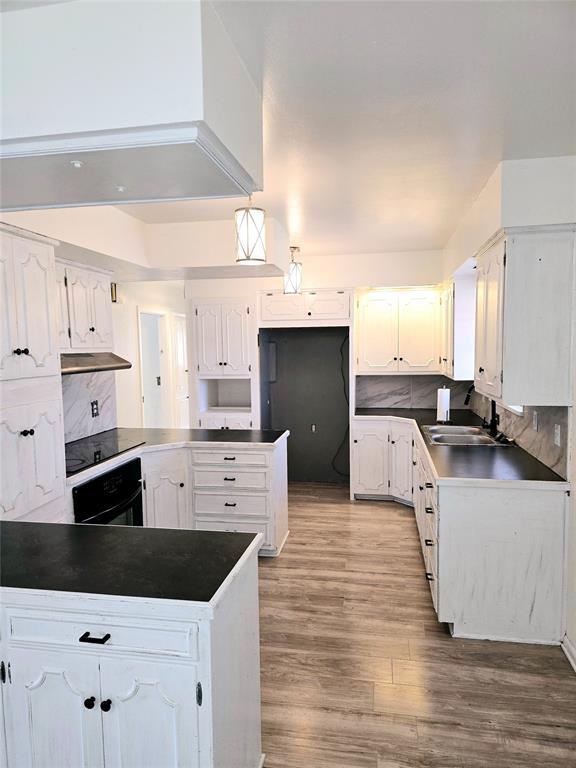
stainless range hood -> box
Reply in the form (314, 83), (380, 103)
(61, 353), (132, 376)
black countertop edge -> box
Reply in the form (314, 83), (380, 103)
(353, 408), (566, 483)
(0, 522), (260, 604)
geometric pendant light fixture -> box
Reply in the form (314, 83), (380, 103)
(235, 196), (266, 264)
(284, 246), (303, 294)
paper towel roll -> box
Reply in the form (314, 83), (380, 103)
(437, 387), (450, 423)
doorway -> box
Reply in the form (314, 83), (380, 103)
(139, 311), (172, 428)
(260, 327), (350, 484)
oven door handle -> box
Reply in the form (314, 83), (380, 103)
(78, 485), (143, 525)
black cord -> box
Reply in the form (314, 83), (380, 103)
(331, 334), (350, 478)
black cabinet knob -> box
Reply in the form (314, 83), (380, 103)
(419, 485), (424, 491)
(478, 366), (484, 373)
(391, 440), (395, 444)
(29, 428), (35, 436)
(23, 348), (29, 355)
(412, 460), (417, 466)
(20, 430), (29, 437)
(179, 482), (184, 488)
(83, 697), (96, 710)
(393, 357), (397, 361)
(219, 362), (223, 366)
(353, 439), (358, 443)
(223, 362), (228, 366)
(89, 327), (95, 332)
(100, 699), (112, 712)
(399, 357), (403, 361)
(13, 348), (22, 355)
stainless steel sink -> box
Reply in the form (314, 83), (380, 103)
(421, 425), (511, 447)
(426, 426), (484, 435)
(429, 434), (496, 445)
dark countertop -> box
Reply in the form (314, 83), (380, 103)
(66, 427), (287, 477)
(354, 408), (565, 483)
(0, 522), (258, 603)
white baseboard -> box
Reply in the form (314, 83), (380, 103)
(562, 634), (576, 674)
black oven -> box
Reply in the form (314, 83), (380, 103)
(73, 458), (143, 526)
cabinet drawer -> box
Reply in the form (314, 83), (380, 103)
(7, 611), (198, 658)
(194, 493), (268, 518)
(194, 518), (270, 543)
(193, 469), (268, 490)
(191, 450), (268, 467)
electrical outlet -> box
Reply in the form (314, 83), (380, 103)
(532, 410), (538, 431)
(91, 400), (99, 418)
(554, 424), (562, 447)
(311, 423), (317, 433)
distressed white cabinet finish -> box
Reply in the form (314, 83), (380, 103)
(4, 648), (104, 768)
(474, 228), (574, 405)
(0, 231), (59, 381)
(65, 264), (113, 350)
(55, 262), (71, 350)
(474, 239), (505, 399)
(356, 289), (441, 374)
(143, 450), (191, 529)
(350, 422), (390, 496)
(439, 283), (454, 377)
(258, 290), (350, 324)
(198, 411), (253, 430)
(0, 398), (65, 519)
(397, 291), (440, 373)
(389, 422), (413, 502)
(100, 658), (199, 768)
(193, 301), (251, 377)
(0, 534), (263, 768)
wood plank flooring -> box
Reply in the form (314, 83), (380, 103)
(258, 483), (576, 767)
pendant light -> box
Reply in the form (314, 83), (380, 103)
(235, 196), (266, 264)
(284, 246), (303, 294)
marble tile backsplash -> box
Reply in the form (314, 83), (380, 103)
(356, 375), (474, 410)
(470, 392), (568, 478)
(62, 372), (117, 443)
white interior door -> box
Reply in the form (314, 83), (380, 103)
(221, 302), (250, 375)
(194, 304), (222, 375)
(0, 233), (22, 381)
(398, 291), (440, 373)
(12, 236), (59, 378)
(357, 293), (399, 373)
(140, 313), (172, 428)
(173, 314), (190, 428)
(100, 658), (199, 768)
(4, 649), (104, 768)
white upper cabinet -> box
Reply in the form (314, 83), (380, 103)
(439, 284), (454, 377)
(356, 292), (398, 373)
(64, 264), (113, 351)
(194, 301), (251, 377)
(0, 231), (59, 381)
(259, 290), (350, 324)
(356, 289), (441, 375)
(55, 262), (71, 350)
(474, 229), (574, 406)
(397, 291), (440, 373)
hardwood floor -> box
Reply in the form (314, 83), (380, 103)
(258, 483), (576, 767)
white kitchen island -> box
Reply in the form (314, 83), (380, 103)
(0, 521), (264, 768)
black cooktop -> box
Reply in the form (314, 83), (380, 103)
(65, 429), (145, 476)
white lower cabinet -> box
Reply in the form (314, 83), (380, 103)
(0, 397), (65, 519)
(141, 438), (289, 556)
(351, 418), (412, 502)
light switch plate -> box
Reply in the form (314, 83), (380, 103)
(532, 411), (538, 431)
(554, 424), (561, 447)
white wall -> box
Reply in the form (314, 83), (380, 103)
(112, 282), (186, 429)
(185, 248), (444, 299)
(1, 207), (149, 267)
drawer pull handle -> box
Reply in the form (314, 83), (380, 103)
(425, 573), (434, 581)
(225, 502), (237, 507)
(425, 507), (434, 514)
(100, 699), (112, 712)
(84, 697), (96, 710)
(224, 457), (236, 461)
(425, 483), (433, 488)
(224, 477), (236, 482)
(424, 539), (434, 546)
(79, 631), (111, 645)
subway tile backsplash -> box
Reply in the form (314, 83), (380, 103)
(356, 375), (473, 410)
(62, 372), (117, 443)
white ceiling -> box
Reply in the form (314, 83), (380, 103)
(118, 1), (573, 254)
